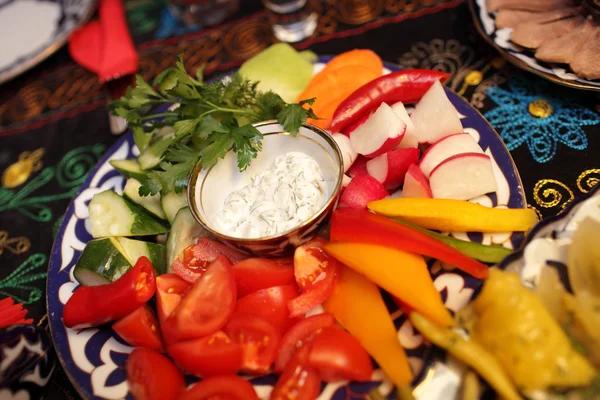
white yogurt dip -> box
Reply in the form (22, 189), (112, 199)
(213, 152), (326, 238)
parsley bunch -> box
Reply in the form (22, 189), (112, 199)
(108, 55), (317, 196)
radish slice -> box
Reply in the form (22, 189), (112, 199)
(410, 80), (463, 144)
(350, 103), (406, 158)
(391, 102), (418, 149)
(332, 133), (357, 173)
(339, 174), (388, 209)
(429, 153), (497, 200)
(366, 148), (420, 191)
(402, 164), (432, 198)
(419, 133), (484, 178)
(341, 113), (370, 137)
(342, 174), (352, 188)
(347, 155), (368, 178)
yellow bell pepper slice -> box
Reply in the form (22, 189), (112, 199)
(324, 242), (454, 327)
(368, 198), (538, 233)
(324, 265), (414, 397)
(409, 312), (523, 400)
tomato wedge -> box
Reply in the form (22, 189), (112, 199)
(271, 344), (321, 400)
(126, 348), (185, 400)
(155, 274), (190, 324)
(274, 312), (335, 373)
(163, 255), (237, 342)
(235, 284), (300, 334)
(113, 305), (163, 352)
(178, 375), (259, 400)
(224, 313), (281, 375)
(307, 326), (373, 382)
(167, 330), (243, 377)
(288, 240), (342, 318)
(232, 258), (295, 298)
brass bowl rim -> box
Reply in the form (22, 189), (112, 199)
(187, 120), (344, 244)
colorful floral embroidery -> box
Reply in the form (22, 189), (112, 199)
(484, 74), (600, 163)
(0, 253), (47, 304)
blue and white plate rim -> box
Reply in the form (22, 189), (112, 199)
(47, 57), (526, 400)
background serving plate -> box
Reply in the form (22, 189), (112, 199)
(0, 0), (95, 84)
(469, 0), (600, 92)
(47, 58), (526, 400)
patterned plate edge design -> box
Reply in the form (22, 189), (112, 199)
(468, 0), (600, 92)
(47, 59), (527, 400)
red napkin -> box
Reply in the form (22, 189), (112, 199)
(0, 297), (33, 328)
(68, 0), (138, 82)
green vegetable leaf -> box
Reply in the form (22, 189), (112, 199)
(173, 118), (198, 139)
(230, 124), (263, 171)
(200, 133), (232, 170)
(256, 91), (285, 119)
(276, 101), (316, 134)
(134, 75), (159, 98)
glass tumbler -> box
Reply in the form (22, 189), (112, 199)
(168, 0), (240, 27)
(262, 0), (317, 42)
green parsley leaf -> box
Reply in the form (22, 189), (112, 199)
(230, 124), (263, 171)
(277, 103), (307, 134)
(200, 133), (232, 170)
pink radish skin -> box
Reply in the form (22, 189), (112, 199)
(366, 148), (420, 191)
(350, 103), (406, 158)
(339, 174), (388, 209)
(347, 155), (369, 177)
(332, 133), (357, 173)
(429, 152), (498, 200)
(342, 174), (352, 188)
(341, 113), (370, 137)
(402, 164), (432, 198)
(410, 80), (463, 145)
(391, 102), (418, 149)
(419, 133), (484, 178)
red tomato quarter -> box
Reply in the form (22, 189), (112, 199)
(307, 326), (373, 382)
(288, 240), (342, 318)
(232, 258), (295, 298)
(178, 375), (259, 400)
(155, 274), (190, 324)
(235, 284), (300, 334)
(271, 345), (321, 400)
(126, 348), (185, 400)
(274, 312), (335, 373)
(167, 331), (243, 377)
(163, 255), (236, 342)
(112, 305), (163, 352)
(224, 313), (281, 375)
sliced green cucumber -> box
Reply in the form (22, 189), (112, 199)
(166, 207), (212, 271)
(117, 237), (166, 275)
(123, 178), (167, 221)
(110, 159), (147, 182)
(137, 127), (176, 170)
(88, 190), (169, 238)
(73, 238), (132, 285)
(161, 191), (188, 224)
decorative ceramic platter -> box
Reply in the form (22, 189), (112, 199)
(0, 0), (95, 84)
(47, 58), (526, 400)
(469, 0), (600, 92)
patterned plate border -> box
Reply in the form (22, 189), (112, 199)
(47, 59), (526, 400)
(0, 0), (96, 84)
(468, 0), (600, 92)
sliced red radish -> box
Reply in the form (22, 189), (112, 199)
(349, 103), (406, 158)
(366, 148), (420, 191)
(391, 102), (418, 149)
(402, 164), (432, 198)
(410, 80), (463, 144)
(419, 133), (484, 178)
(429, 153), (498, 200)
(339, 174), (388, 209)
(341, 113), (370, 137)
(342, 174), (352, 188)
(332, 133), (357, 173)
(347, 155), (368, 177)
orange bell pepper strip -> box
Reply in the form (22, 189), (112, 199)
(323, 265), (414, 397)
(368, 198), (539, 233)
(330, 208), (489, 279)
(324, 242), (455, 327)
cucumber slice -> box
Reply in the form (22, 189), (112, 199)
(137, 127), (176, 170)
(123, 178), (167, 221)
(166, 207), (212, 271)
(110, 159), (148, 182)
(88, 190), (169, 238)
(73, 238), (132, 285)
(117, 237), (166, 275)
(161, 191), (188, 224)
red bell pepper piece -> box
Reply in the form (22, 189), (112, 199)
(63, 256), (156, 329)
(330, 69), (451, 133)
(329, 208), (489, 279)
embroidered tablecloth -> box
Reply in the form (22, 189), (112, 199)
(0, 1), (598, 399)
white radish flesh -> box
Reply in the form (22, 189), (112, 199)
(366, 148), (420, 191)
(350, 103), (406, 158)
(332, 133), (357, 173)
(402, 164), (432, 198)
(391, 102), (418, 149)
(419, 133), (484, 178)
(429, 153), (498, 200)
